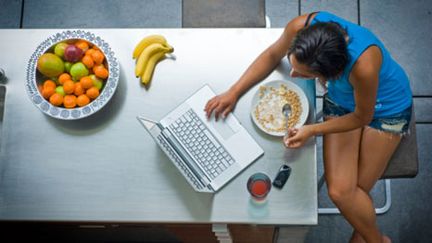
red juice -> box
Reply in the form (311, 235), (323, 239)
(247, 172), (271, 201)
(251, 180), (268, 196)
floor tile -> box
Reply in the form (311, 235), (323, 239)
(265, 0), (299, 28)
(182, 0), (265, 27)
(413, 98), (432, 123)
(0, 0), (22, 28)
(301, 0), (358, 24)
(22, 0), (181, 28)
(361, 0), (432, 96)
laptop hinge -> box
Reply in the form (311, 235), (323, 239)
(160, 128), (211, 186)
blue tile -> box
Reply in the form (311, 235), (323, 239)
(415, 124), (432, 175)
(361, 0), (432, 96)
(0, 0), (22, 28)
(265, 0), (299, 28)
(301, 0), (358, 24)
(22, 0), (181, 28)
(413, 98), (432, 123)
(304, 214), (352, 243)
(182, 0), (265, 28)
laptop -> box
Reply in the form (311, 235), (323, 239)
(137, 84), (264, 193)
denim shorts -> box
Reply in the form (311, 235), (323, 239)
(322, 94), (412, 135)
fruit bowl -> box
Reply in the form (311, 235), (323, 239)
(26, 30), (119, 120)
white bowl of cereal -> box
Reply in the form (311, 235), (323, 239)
(251, 80), (309, 136)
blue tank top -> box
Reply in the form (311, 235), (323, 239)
(311, 12), (412, 117)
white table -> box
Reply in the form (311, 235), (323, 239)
(0, 29), (317, 241)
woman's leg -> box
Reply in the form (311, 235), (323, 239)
(323, 119), (384, 243)
(350, 127), (401, 243)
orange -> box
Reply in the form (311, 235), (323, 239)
(42, 86), (55, 99)
(80, 76), (93, 89)
(63, 95), (77, 108)
(43, 80), (56, 90)
(76, 94), (90, 107)
(58, 73), (72, 84)
(74, 83), (85, 96)
(49, 93), (63, 106)
(93, 64), (109, 79)
(91, 50), (105, 65)
(75, 40), (89, 52)
(82, 55), (94, 69)
(85, 48), (95, 56)
(86, 87), (100, 99)
(63, 80), (75, 94)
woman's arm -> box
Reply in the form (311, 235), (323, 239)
(285, 46), (382, 147)
(228, 15), (308, 97)
(205, 14), (312, 119)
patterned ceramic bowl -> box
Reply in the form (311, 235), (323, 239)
(26, 30), (119, 120)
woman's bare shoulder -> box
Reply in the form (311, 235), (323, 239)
(351, 46), (382, 82)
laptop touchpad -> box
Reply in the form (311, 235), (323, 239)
(210, 118), (236, 140)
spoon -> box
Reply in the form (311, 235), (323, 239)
(282, 103), (292, 134)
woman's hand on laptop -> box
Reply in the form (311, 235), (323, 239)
(205, 90), (238, 121)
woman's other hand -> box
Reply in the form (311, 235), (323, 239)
(204, 90), (238, 120)
(284, 125), (314, 148)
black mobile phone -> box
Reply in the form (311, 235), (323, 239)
(272, 164), (291, 189)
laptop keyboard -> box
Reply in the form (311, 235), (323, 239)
(157, 135), (204, 190)
(169, 109), (235, 179)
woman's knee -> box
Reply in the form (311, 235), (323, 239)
(327, 182), (356, 205)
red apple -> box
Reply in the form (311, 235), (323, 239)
(64, 44), (83, 62)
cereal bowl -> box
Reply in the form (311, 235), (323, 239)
(251, 80), (309, 136)
(26, 30), (119, 120)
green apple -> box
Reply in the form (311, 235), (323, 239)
(55, 86), (65, 96)
(54, 42), (68, 58)
(64, 62), (72, 73)
(70, 62), (89, 80)
(89, 74), (103, 90)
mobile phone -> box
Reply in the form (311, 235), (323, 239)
(272, 164), (291, 189)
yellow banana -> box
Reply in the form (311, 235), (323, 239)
(135, 43), (173, 77)
(132, 35), (167, 59)
(141, 48), (173, 85)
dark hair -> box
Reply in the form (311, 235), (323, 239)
(288, 22), (349, 80)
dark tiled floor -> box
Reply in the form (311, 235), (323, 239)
(0, 0), (21, 28)
(301, 0), (358, 24)
(22, 0), (182, 28)
(1, 0), (431, 242)
(182, 0), (266, 27)
(361, 0), (432, 96)
(265, 0), (298, 27)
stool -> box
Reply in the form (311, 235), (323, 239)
(182, 0), (267, 28)
(318, 109), (419, 214)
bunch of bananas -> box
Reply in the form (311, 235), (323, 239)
(133, 35), (174, 85)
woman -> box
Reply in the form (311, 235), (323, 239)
(205, 11), (412, 243)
